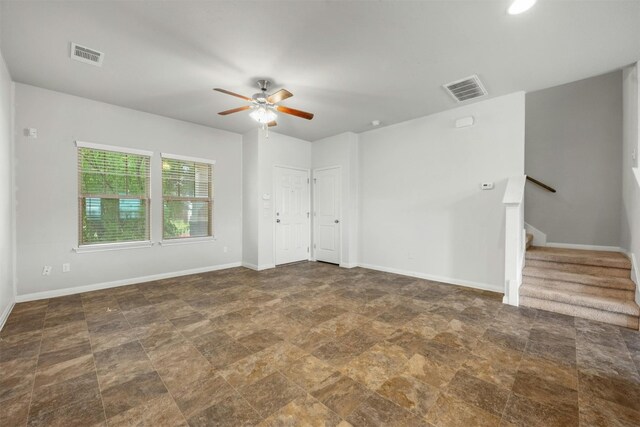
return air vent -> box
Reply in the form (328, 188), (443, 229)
(70, 43), (104, 66)
(443, 75), (487, 103)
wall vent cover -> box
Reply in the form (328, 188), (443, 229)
(443, 75), (487, 103)
(70, 43), (104, 66)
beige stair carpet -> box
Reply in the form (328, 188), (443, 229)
(520, 241), (639, 330)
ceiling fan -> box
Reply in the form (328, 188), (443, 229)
(214, 80), (314, 128)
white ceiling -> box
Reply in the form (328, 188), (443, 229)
(1, 1), (639, 141)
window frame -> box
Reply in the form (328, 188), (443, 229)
(160, 153), (215, 242)
(76, 141), (153, 250)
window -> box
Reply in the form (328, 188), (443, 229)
(161, 154), (214, 239)
(77, 142), (151, 246)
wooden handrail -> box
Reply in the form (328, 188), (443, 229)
(526, 176), (556, 193)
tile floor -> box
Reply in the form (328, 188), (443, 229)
(1, 262), (639, 426)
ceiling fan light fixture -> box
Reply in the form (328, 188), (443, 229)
(508, 0), (537, 15)
(249, 106), (277, 124)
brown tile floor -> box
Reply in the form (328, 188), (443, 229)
(1, 262), (640, 426)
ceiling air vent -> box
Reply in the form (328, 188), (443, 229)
(443, 75), (487, 103)
(70, 43), (104, 66)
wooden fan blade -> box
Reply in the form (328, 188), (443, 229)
(218, 106), (251, 115)
(213, 88), (252, 101)
(276, 105), (314, 120)
(267, 89), (293, 104)
(267, 121), (277, 127)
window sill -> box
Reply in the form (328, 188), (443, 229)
(159, 237), (216, 246)
(74, 241), (154, 253)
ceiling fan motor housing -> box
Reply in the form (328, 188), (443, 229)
(252, 79), (271, 102)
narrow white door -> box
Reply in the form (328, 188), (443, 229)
(274, 167), (310, 265)
(314, 167), (341, 264)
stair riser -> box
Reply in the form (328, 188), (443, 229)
(522, 277), (635, 300)
(520, 296), (639, 330)
(525, 253), (631, 270)
(526, 259), (630, 278)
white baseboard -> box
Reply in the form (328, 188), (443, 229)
(545, 242), (624, 252)
(15, 262), (243, 303)
(524, 222), (547, 246)
(241, 262), (275, 271)
(357, 263), (502, 293)
(339, 263), (358, 269)
(0, 301), (15, 331)
(627, 252), (640, 310)
(241, 262), (259, 271)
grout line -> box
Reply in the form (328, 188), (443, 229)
(496, 306), (534, 424)
(80, 296), (110, 426)
(24, 301), (49, 426)
(119, 304), (190, 426)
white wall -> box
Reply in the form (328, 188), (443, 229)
(525, 72), (623, 247)
(621, 62), (640, 294)
(257, 131), (311, 268)
(242, 129), (259, 268)
(312, 132), (359, 267)
(0, 48), (15, 326)
(358, 92), (525, 291)
(14, 84), (243, 299)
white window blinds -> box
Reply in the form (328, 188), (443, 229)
(78, 145), (151, 245)
(161, 155), (214, 239)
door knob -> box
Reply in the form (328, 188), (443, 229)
(276, 219), (281, 223)
(334, 219), (340, 223)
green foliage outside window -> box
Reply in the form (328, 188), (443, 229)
(79, 148), (150, 244)
(162, 158), (212, 239)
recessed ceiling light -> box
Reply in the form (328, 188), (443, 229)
(508, 0), (537, 15)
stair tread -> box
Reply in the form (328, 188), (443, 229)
(520, 283), (640, 316)
(522, 266), (635, 290)
(526, 246), (631, 269)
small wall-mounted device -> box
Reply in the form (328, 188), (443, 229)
(262, 193), (271, 200)
(480, 182), (494, 190)
(455, 116), (475, 128)
(25, 128), (38, 138)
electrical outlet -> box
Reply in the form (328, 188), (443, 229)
(42, 265), (52, 276)
(62, 263), (71, 273)
(223, 246), (228, 253)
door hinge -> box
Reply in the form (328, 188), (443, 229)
(307, 212), (310, 218)
(313, 178), (317, 183)
(307, 246), (310, 253)
(313, 244), (316, 249)
(307, 178), (310, 184)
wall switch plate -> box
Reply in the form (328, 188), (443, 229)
(480, 182), (494, 190)
(62, 263), (71, 273)
(42, 265), (52, 276)
(223, 246), (228, 253)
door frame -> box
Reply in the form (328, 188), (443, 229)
(273, 165), (312, 265)
(312, 165), (342, 265)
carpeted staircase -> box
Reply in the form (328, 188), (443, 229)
(520, 235), (640, 329)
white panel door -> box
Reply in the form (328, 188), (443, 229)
(275, 167), (310, 265)
(314, 167), (341, 264)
